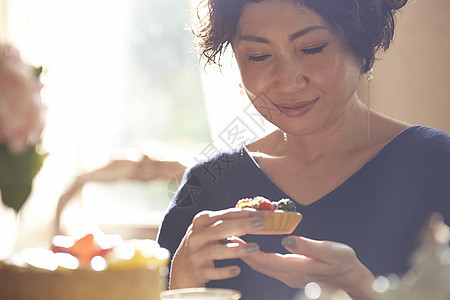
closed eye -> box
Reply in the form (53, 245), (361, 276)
(302, 43), (328, 55)
(247, 54), (272, 62)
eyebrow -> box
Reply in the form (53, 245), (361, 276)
(238, 25), (328, 44)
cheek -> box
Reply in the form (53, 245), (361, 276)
(307, 58), (335, 88)
(237, 63), (262, 91)
(237, 70), (267, 104)
(234, 51), (274, 95)
(311, 52), (360, 96)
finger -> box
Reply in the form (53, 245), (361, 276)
(282, 236), (356, 265)
(181, 214), (263, 255)
(183, 209), (264, 256)
(242, 251), (335, 288)
(172, 263), (241, 287)
(241, 251), (310, 287)
(191, 209), (264, 238)
(170, 250), (241, 287)
(205, 241), (260, 261)
(188, 242), (258, 283)
(193, 208), (262, 227)
(208, 215), (265, 239)
(242, 251), (309, 272)
(209, 207), (262, 220)
(203, 265), (242, 281)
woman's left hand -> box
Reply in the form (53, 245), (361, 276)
(239, 236), (376, 300)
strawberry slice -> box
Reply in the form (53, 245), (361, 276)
(258, 199), (275, 210)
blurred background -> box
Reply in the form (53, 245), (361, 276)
(0, 0), (449, 250)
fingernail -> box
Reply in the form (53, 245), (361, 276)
(251, 218), (265, 228)
(245, 243), (260, 253)
(230, 267), (241, 276)
(282, 237), (297, 249)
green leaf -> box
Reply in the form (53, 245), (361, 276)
(33, 66), (43, 77)
(0, 144), (48, 213)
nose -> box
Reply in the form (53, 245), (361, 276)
(273, 55), (308, 92)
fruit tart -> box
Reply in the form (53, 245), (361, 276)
(236, 196), (302, 235)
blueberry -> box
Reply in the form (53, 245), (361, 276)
(276, 198), (296, 212)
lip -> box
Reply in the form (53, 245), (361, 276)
(275, 98), (319, 117)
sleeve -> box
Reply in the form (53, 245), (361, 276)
(156, 165), (206, 258)
(435, 155), (450, 227)
(428, 129), (450, 226)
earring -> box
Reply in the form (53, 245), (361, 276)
(366, 68), (374, 143)
(239, 83), (245, 96)
(366, 68), (374, 81)
(239, 83), (245, 156)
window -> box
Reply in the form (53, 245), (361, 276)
(2, 0), (211, 237)
(2, 0), (275, 242)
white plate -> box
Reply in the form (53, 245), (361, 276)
(160, 288), (242, 300)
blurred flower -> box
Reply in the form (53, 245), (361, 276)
(0, 44), (47, 213)
(0, 44), (45, 153)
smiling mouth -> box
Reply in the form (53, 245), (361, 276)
(275, 98), (319, 117)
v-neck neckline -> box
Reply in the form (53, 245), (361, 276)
(241, 125), (421, 208)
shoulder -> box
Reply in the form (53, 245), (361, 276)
(372, 125), (450, 178)
(169, 148), (248, 208)
(410, 125), (450, 141)
(386, 126), (450, 183)
(398, 126), (450, 153)
(186, 148), (244, 182)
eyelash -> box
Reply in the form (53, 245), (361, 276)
(247, 54), (271, 62)
(302, 43), (328, 55)
(247, 42), (328, 62)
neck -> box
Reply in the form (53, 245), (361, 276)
(282, 95), (369, 162)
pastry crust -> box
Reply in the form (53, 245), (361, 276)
(257, 210), (303, 235)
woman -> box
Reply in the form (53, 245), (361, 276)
(157, 0), (450, 299)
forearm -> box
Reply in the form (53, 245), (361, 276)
(77, 160), (138, 183)
(132, 156), (187, 181)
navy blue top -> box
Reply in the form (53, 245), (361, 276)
(157, 126), (450, 300)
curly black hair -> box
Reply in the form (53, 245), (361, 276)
(192, 0), (408, 73)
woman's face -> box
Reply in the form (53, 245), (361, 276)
(232, 0), (363, 136)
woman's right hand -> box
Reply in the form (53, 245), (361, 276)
(169, 208), (265, 289)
